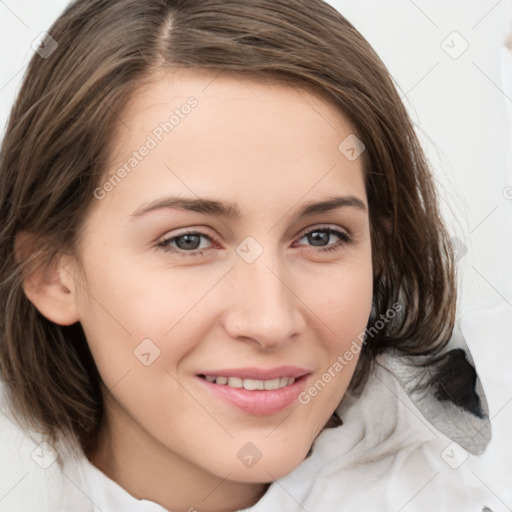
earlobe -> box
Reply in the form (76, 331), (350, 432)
(15, 231), (80, 326)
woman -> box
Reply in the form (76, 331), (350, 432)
(0, 0), (497, 510)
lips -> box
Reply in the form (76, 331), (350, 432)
(195, 366), (311, 415)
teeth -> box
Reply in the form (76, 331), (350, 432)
(203, 375), (296, 390)
(227, 377), (243, 388)
(264, 378), (281, 390)
(243, 378), (264, 390)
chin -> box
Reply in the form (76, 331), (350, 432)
(221, 441), (312, 484)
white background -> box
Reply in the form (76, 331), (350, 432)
(1, 0), (511, 507)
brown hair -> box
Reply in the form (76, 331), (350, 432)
(0, 0), (456, 456)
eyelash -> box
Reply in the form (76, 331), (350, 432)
(156, 225), (352, 257)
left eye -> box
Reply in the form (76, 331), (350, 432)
(295, 226), (351, 252)
(157, 226), (351, 257)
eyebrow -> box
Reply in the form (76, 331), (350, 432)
(130, 194), (367, 220)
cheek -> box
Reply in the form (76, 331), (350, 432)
(298, 255), (373, 346)
(73, 252), (225, 397)
(292, 254), (373, 413)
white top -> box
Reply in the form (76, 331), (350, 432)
(78, 456), (169, 512)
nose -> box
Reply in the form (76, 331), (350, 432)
(222, 251), (306, 350)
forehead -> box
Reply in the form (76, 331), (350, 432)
(122, 67), (345, 123)
(112, 67), (359, 156)
(99, 68), (367, 220)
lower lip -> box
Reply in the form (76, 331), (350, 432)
(196, 375), (309, 415)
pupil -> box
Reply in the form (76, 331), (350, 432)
(309, 231), (328, 246)
(178, 234), (200, 250)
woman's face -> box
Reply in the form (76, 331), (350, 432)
(68, 69), (372, 496)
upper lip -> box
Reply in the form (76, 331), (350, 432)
(197, 365), (311, 380)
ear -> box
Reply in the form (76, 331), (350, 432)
(15, 231), (80, 326)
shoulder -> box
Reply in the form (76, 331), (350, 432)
(380, 436), (499, 511)
(0, 379), (91, 512)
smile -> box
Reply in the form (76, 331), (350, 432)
(195, 366), (311, 415)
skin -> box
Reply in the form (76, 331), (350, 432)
(28, 69), (373, 511)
